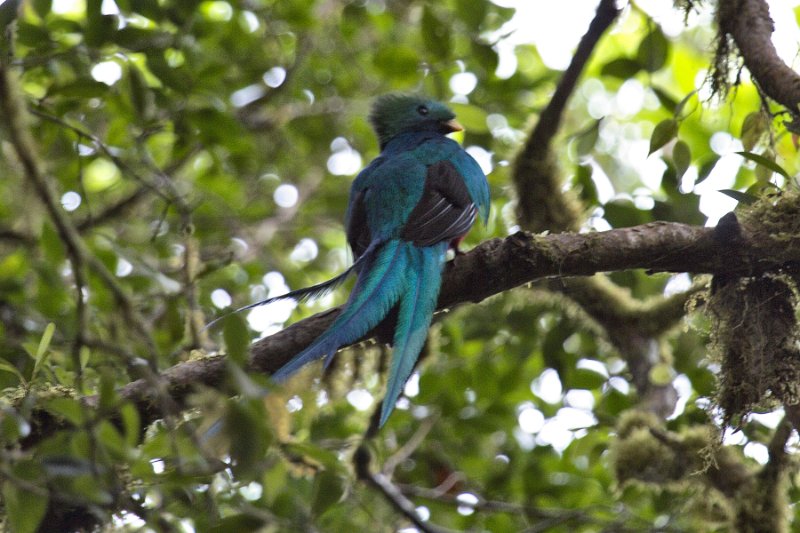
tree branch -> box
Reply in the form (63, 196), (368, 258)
(354, 445), (453, 533)
(504, 0), (682, 415)
(513, 0), (620, 231)
(21, 212), (800, 445)
(718, 0), (800, 119)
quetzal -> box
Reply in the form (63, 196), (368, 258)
(244, 94), (490, 426)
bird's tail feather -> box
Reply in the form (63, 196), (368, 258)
(272, 240), (409, 380)
(204, 242), (381, 331)
(379, 243), (446, 426)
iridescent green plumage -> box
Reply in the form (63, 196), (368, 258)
(255, 94), (490, 426)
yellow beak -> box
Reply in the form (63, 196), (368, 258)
(444, 119), (464, 133)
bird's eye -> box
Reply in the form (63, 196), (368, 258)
(417, 105), (429, 116)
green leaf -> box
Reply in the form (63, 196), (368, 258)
(43, 397), (84, 426)
(456, 0), (487, 30)
(223, 313), (250, 364)
(32, 0), (51, 18)
(719, 189), (758, 205)
(740, 112), (765, 152)
(114, 26), (173, 51)
(31, 323), (55, 381)
(15, 21), (49, 47)
(674, 90), (698, 118)
(736, 151), (790, 179)
(421, 6), (451, 59)
(373, 45), (420, 81)
(755, 149), (776, 182)
(637, 26), (669, 72)
(471, 40), (498, 73)
(648, 363), (673, 386)
(225, 400), (271, 478)
(652, 195), (705, 225)
(569, 368), (607, 390)
(574, 164), (598, 205)
(99, 368), (119, 411)
(574, 119), (602, 158)
(603, 200), (650, 228)
(0, 360), (25, 384)
(0, 408), (28, 442)
(128, 0), (163, 20)
(85, 6), (117, 47)
(120, 403), (141, 448)
(2, 481), (47, 533)
(49, 79), (110, 98)
(97, 420), (128, 459)
(283, 442), (342, 472)
(651, 86), (678, 112)
(672, 140), (691, 180)
(600, 58), (641, 79)
(128, 64), (154, 122)
(649, 119), (678, 155)
(312, 469), (346, 517)
(34, 323), (55, 361)
(70, 475), (114, 505)
(209, 515), (266, 533)
(696, 155), (720, 185)
(79, 346), (91, 372)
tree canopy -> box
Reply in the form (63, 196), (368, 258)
(1, 0), (800, 531)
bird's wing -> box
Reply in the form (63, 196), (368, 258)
(450, 148), (491, 224)
(346, 189), (371, 260)
(400, 159), (478, 247)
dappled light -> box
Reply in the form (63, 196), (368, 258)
(2, 0), (800, 531)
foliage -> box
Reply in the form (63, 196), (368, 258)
(0, 1), (798, 532)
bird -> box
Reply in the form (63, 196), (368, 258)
(228, 94), (490, 426)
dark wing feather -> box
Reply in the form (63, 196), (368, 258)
(401, 160), (477, 247)
(346, 189), (371, 260)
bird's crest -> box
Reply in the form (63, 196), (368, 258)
(369, 94), (459, 149)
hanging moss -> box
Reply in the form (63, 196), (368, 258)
(708, 274), (800, 424)
(704, 190), (800, 425)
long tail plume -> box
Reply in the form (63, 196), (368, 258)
(272, 240), (408, 380)
(379, 243), (446, 426)
(204, 242), (381, 331)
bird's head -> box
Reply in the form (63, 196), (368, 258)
(369, 94), (462, 149)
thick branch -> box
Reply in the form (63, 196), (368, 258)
(65, 218), (799, 437)
(719, 0), (800, 116)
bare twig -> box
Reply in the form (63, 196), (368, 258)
(76, 186), (152, 232)
(382, 415), (438, 478)
(353, 445), (454, 533)
(0, 228), (33, 243)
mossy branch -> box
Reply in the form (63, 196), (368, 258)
(18, 208), (800, 446)
(717, 0), (800, 119)
(512, 0), (619, 232)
